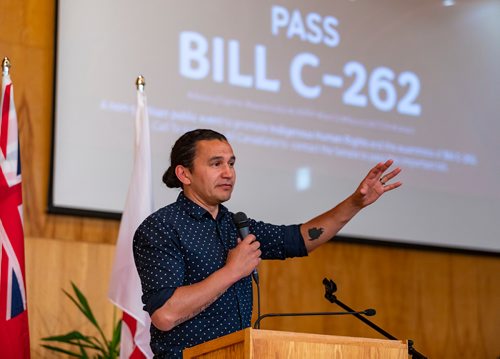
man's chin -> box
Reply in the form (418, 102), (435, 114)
(219, 194), (232, 203)
(216, 191), (233, 203)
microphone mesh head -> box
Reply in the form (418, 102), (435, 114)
(232, 212), (249, 228)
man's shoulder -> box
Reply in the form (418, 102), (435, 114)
(141, 200), (184, 227)
(133, 202), (186, 245)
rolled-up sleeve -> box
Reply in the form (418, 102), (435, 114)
(282, 224), (308, 258)
(249, 220), (308, 260)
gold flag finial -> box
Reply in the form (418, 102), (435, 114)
(2, 57), (11, 75)
(136, 75), (145, 92)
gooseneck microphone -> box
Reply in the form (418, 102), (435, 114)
(232, 211), (261, 326)
(253, 308), (376, 329)
(323, 278), (427, 359)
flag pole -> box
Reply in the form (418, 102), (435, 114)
(136, 75), (145, 92)
(2, 57), (11, 75)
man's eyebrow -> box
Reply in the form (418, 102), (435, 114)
(208, 156), (223, 162)
(208, 155), (236, 162)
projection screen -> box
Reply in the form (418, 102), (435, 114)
(51, 0), (500, 253)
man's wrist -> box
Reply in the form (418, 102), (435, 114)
(218, 264), (240, 287)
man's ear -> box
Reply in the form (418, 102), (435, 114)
(175, 165), (191, 185)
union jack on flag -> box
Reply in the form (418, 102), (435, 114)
(0, 61), (30, 358)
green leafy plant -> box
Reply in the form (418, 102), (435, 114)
(41, 282), (121, 358)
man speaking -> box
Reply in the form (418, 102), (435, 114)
(133, 129), (401, 358)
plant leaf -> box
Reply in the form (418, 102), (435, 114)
(64, 282), (99, 329)
(78, 342), (90, 359)
(41, 330), (93, 344)
(86, 335), (109, 356)
(40, 282), (119, 359)
(40, 344), (82, 357)
(109, 319), (122, 356)
(70, 282), (112, 353)
(41, 332), (102, 353)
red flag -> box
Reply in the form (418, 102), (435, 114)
(0, 62), (30, 358)
(108, 80), (153, 358)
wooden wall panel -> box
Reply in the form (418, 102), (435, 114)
(256, 243), (500, 358)
(25, 237), (117, 358)
(1, 1), (499, 359)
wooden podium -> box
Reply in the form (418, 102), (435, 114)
(183, 328), (409, 358)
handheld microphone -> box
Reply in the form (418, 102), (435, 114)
(232, 211), (262, 327)
(253, 308), (376, 329)
(232, 212), (259, 284)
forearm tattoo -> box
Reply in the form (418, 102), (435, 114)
(308, 227), (324, 241)
(173, 291), (225, 327)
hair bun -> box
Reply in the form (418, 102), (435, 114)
(163, 166), (182, 188)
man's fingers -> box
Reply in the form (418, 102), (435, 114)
(384, 181), (403, 191)
(241, 234), (257, 243)
(380, 167), (402, 186)
(369, 160), (392, 179)
(255, 249), (262, 258)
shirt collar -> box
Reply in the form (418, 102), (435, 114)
(177, 191), (229, 221)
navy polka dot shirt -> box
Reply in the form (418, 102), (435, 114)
(133, 192), (308, 358)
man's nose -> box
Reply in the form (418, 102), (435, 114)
(221, 164), (234, 177)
